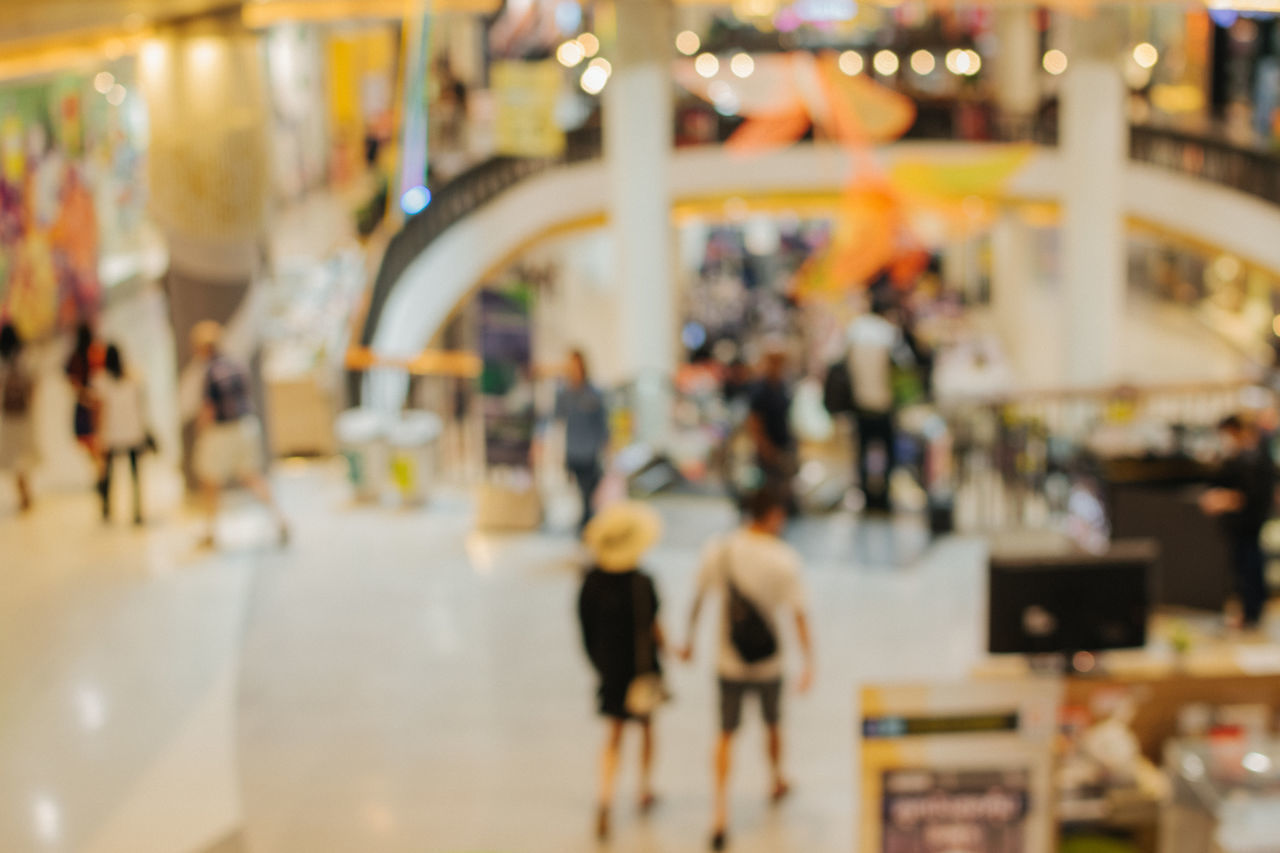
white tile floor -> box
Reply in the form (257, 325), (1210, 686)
(0, 462), (990, 853)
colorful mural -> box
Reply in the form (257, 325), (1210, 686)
(0, 63), (147, 340)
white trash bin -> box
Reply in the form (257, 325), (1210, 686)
(388, 411), (443, 506)
(336, 408), (390, 503)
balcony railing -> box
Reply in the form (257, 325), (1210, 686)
(354, 110), (1279, 403)
(1130, 123), (1280, 207)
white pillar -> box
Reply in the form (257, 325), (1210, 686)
(140, 23), (273, 484)
(993, 8), (1041, 131)
(1061, 51), (1126, 387)
(604, 0), (675, 446)
(992, 211), (1032, 367)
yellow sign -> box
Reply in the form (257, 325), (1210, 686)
(492, 61), (565, 158)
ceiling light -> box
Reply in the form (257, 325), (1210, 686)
(576, 32), (600, 57)
(695, 52), (720, 78)
(1042, 49), (1068, 76)
(945, 48), (969, 75)
(556, 40), (585, 67)
(676, 30), (701, 56)
(910, 49), (935, 75)
(838, 50), (863, 76)
(730, 52), (755, 78)
(1133, 42), (1159, 69)
(581, 65), (608, 94)
(873, 50), (899, 76)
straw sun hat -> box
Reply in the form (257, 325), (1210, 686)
(583, 501), (663, 573)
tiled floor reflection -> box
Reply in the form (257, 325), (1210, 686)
(0, 463), (987, 853)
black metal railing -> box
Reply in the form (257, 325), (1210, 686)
(358, 125), (603, 352)
(1130, 123), (1280, 207)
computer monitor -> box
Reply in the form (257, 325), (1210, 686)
(987, 540), (1156, 658)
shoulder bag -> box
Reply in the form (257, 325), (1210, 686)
(624, 573), (671, 717)
(725, 541), (778, 664)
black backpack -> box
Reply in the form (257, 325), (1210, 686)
(724, 546), (778, 664)
(823, 356), (855, 416)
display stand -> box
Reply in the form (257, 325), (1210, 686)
(858, 679), (1061, 853)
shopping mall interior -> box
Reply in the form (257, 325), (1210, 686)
(6, 0), (1280, 851)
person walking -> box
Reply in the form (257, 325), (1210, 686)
(1201, 414), (1276, 630)
(577, 501), (667, 840)
(680, 488), (814, 850)
(191, 321), (289, 548)
(65, 323), (104, 478)
(0, 323), (37, 512)
(94, 344), (148, 524)
(554, 349), (610, 533)
(746, 346), (796, 506)
(845, 295), (905, 512)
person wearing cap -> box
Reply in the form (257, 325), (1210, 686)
(191, 321), (289, 548)
(578, 501), (667, 840)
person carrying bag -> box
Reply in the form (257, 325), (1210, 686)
(577, 502), (668, 839)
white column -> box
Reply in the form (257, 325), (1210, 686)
(991, 211), (1032, 367)
(1060, 50), (1126, 387)
(140, 23), (273, 483)
(993, 8), (1041, 129)
(604, 0), (675, 446)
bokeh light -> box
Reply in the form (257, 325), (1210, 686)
(838, 50), (863, 76)
(556, 40), (585, 67)
(873, 50), (899, 76)
(576, 32), (600, 58)
(676, 30), (701, 56)
(1043, 49), (1068, 76)
(1133, 42), (1159, 70)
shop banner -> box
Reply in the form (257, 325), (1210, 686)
(492, 61), (564, 158)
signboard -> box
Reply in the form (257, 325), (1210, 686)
(882, 767), (1030, 853)
(859, 680), (1061, 853)
(479, 285), (536, 468)
(492, 60), (565, 158)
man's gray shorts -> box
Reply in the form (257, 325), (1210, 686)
(719, 678), (783, 733)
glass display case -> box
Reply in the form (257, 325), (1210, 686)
(1162, 738), (1280, 853)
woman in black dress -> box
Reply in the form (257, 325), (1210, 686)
(578, 501), (666, 840)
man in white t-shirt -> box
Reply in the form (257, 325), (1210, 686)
(845, 296), (904, 511)
(680, 489), (814, 850)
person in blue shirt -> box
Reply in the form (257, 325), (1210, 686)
(554, 349), (610, 534)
